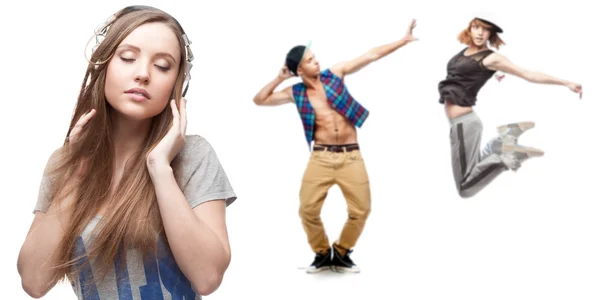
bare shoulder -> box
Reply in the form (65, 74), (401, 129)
(483, 51), (507, 68)
(329, 63), (345, 78)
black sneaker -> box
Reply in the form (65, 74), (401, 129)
(331, 247), (360, 273)
(306, 248), (332, 274)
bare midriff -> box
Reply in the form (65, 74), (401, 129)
(444, 98), (474, 119)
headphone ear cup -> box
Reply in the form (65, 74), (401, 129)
(182, 62), (192, 97)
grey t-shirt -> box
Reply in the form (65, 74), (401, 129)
(34, 135), (237, 300)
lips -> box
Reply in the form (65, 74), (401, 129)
(124, 88), (151, 100)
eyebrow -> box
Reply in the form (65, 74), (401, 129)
(117, 43), (178, 63)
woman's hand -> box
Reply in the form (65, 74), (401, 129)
(67, 109), (96, 144)
(566, 82), (583, 99)
(147, 98), (187, 169)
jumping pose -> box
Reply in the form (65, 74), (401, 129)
(438, 15), (582, 198)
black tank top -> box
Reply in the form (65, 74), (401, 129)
(438, 47), (496, 107)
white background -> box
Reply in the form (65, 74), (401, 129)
(1, 0), (598, 299)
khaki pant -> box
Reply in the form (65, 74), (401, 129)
(299, 148), (371, 256)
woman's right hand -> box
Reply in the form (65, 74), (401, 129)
(66, 109), (96, 176)
(67, 109), (96, 144)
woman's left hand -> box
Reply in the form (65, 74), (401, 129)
(147, 98), (187, 168)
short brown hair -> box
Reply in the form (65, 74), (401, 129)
(458, 18), (505, 50)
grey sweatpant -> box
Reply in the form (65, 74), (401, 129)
(449, 112), (509, 198)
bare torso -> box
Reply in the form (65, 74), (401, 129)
(306, 84), (358, 145)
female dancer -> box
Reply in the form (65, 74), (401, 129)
(17, 6), (237, 299)
(439, 16), (582, 198)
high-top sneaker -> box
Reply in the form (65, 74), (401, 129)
(500, 144), (545, 171)
(497, 121), (535, 146)
(483, 122), (536, 158)
(331, 247), (360, 273)
(306, 248), (332, 274)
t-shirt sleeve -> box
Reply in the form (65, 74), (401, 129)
(33, 149), (60, 214)
(180, 136), (237, 208)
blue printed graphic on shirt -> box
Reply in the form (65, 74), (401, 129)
(73, 231), (199, 300)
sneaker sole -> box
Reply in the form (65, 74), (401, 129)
(497, 121), (535, 135)
(331, 266), (361, 273)
(306, 266), (330, 274)
(502, 144), (545, 157)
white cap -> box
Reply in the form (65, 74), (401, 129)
(471, 12), (503, 33)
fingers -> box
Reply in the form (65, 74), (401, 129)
(69, 109), (96, 140)
(170, 98), (187, 135)
(180, 98), (187, 133)
(170, 99), (180, 128)
(77, 109), (96, 126)
(572, 84), (582, 99)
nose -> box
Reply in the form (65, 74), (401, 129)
(134, 62), (150, 84)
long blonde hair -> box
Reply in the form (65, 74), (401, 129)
(47, 7), (189, 284)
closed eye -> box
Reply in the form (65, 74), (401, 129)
(155, 65), (170, 72)
(120, 57), (169, 72)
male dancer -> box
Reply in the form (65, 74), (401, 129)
(253, 19), (418, 273)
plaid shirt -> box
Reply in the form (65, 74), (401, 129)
(292, 69), (369, 150)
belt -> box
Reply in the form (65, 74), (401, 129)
(313, 144), (360, 153)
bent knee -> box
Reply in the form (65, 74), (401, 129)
(458, 188), (476, 199)
(299, 204), (321, 220)
(349, 205), (371, 220)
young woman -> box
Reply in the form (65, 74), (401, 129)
(438, 16), (582, 199)
(17, 6), (237, 299)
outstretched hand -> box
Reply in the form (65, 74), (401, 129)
(567, 82), (583, 99)
(403, 19), (418, 42)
